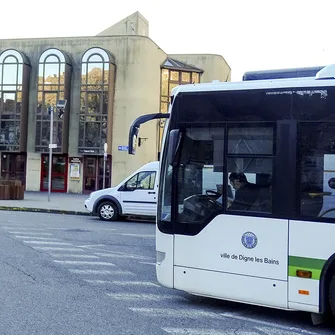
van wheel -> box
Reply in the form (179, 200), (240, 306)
(97, 201), (118, 221)
(329, 274), (335, 319)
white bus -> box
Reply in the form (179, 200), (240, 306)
(128, 64), (335, 322)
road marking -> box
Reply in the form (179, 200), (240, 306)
(3, 227), (46, 230)
(15, 236), (61, 240)
(129, 308), (221, 318)
(53, 260), (115, 266)
(23, 241), (72, 245)
(120, 233), (155, 238)
(49, 254), (99, 259)
(94, 253), (152, 260)
(107, 293), (179, 301)
(32, 247), (84, 251)
(69, 269), (116, 275)
(139, 262), (156, 266)
(162, 328), (244, 335)
(78, 244), (106, 248)
(220, 313), (320, 335)
(98, 281), (160, 287)
(7, 232), (53, 235)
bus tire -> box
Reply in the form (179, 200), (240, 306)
(97, 201), (118, 221)
(329, 274), (335, 319)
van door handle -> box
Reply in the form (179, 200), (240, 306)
(148, 191), (156, 194)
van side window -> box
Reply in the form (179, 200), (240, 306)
(125, 171), (156, 191)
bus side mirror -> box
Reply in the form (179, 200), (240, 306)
(128, 126), (139, 155)
(167, 129), (181, 166)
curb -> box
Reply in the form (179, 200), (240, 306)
(0, 206), (91, 216)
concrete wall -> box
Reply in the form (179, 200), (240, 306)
(0, 34), (166, 191)
(168, 54), (231, 83)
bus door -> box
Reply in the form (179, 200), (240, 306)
(172, 127), (289, 308)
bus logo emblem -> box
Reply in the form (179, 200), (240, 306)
(241, 232), (258, 249)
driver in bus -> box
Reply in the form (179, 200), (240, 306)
(228, 173), (259, 211)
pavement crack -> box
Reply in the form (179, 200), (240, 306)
(3, 261), (37, 282)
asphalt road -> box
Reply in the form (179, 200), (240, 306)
(0, 211), (333, 335)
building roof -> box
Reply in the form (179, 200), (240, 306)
(161, 58), (203, 73)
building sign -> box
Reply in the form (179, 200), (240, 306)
(70, 157), (82, 164)
(118, 145), (128, 151)
(69, 157), (82, 180)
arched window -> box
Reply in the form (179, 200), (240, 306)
(0, 50), (28, 151)
(79, 48), (111, 153)
(35, 48), (71, 152)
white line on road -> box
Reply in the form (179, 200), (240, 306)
(69, 269), (117, 275)
(15, 236), (61, 240)
(120, 233), (155, 238)
(23, 241), (72, 245)
(107, 293), (180, 301)
(220, 313), (320, 335)
(53, 260), (115, 266)
(7, 232), (53, 235)
(101, 281), (160, 287)
(94, 253), (152, 260)
(129, 308), (221, 318)
(139, 262), (156, 266)
(2, 227), (46, 230)
(49, 254), (99, 259)
(32, 247), (84, 251)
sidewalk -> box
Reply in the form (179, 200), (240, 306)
(0, 191), (90, 216)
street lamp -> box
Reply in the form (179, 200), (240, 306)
(48, 99), (67, 202)
(103, 143), (108, 189)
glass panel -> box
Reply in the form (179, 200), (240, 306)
(170, 71), (179, 81)
(102, 92), (108, 114)
(4, 56), (17, 63)
(0, 120), (19, 146)
(169, 83), (179, 95)
(44, 92), (57, 109)
(88, 54), (103, 62)
(3, 64), (17, 84)
(87, 93), (101, 114)
(45, 55), (59, 63)
(176, 126), (225, 223)
(82, 48), (109, 62)
(85, 122), (101, 147)
(3, 92), (16, 114)
(39, 49), (65, 63)
(81, 64), (87, 84)
(181, 72), (191, 83)
(192, 72), (200, 83)
(299, 123), (335, 219)
(87, 63), (103, 85)
(35, 121), (41, 146)
(228, 126), (274, 155)
(41, 122), (50, 146)
(78, 122), (85, 146)
(160, 102), (168, 113)
(103, 63), (109, 84)
(53, 156), (66, 174)
(161, 69), (169, 96)
(52, 176), (65, 190)
(59, 64), (65, 84)
(17, 64), (23, 85)
(227, 158), (272, 212)
(44, 63), (60, 87)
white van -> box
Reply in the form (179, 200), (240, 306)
(84, 161), (159, 221)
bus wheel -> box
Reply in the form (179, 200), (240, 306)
(98, 201), (118, 221)
(329, 274), (335, 319)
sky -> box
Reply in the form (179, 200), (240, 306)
(1, 0), (334, 81)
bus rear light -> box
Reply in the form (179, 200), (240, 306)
(298, 290), (310, 295)
(296, 270), (312, 278)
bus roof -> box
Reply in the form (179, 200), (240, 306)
(170, 64), (335, 96)
(242, 66), (325, 81)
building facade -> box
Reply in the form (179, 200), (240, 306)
(0, 12), (231, 194)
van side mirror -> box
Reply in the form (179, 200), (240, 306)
(167, 129), (181, 166)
